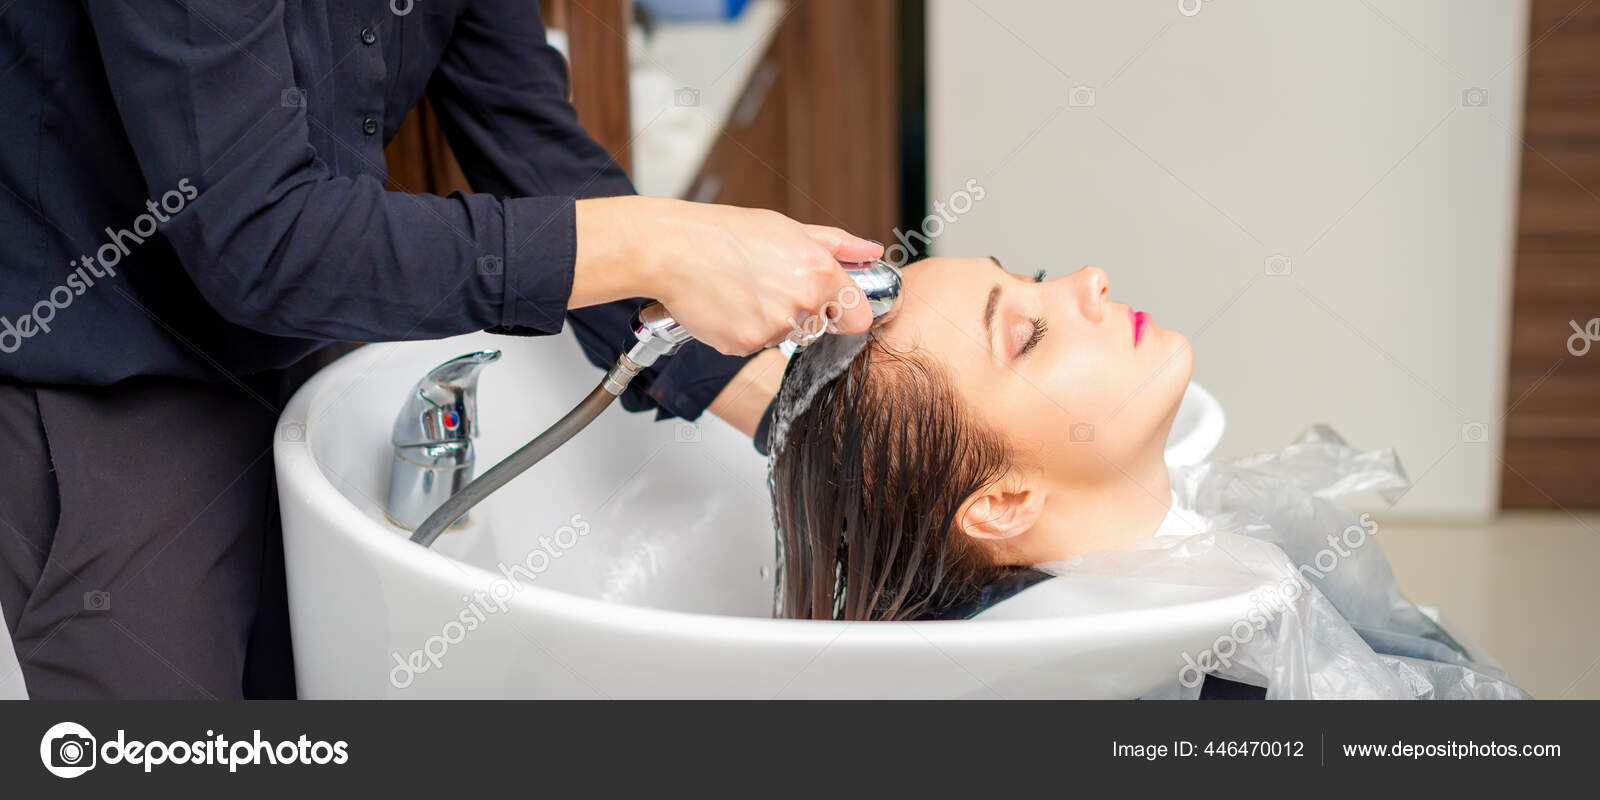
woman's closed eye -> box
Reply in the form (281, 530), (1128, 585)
(1006, 272), (1049, 359)
(1015, 317), (1047, 359)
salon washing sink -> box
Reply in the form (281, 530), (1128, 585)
(275, 331), (1241, 698)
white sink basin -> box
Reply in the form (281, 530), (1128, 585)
(1167, 382), (1225, 468)
(275, 331), (1241, 698)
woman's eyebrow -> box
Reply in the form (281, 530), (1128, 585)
(988, 255), (1004, 269)
(982, 284), (1001, 355)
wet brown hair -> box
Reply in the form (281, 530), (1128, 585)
(772, 335), (1022, 621)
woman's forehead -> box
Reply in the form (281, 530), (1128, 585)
(880, 257), (1003, 355)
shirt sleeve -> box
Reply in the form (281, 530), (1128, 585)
(76, 0), (577, 342)
(424, 0), (752, 421)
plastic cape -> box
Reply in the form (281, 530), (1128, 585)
(1037, 426), (1528, 700)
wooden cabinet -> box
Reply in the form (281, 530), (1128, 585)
(1501, 0), (1600, 508)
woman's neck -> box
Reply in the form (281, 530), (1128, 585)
(1017, 450), (1174, 564)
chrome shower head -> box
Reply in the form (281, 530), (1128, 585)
(843, 259), (903, 326)
(624, 259), (904, 372)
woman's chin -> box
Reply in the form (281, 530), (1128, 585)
(1140, 327), (1194, 391)
(1145, 329), (1194, 436)
(1168, 330), (1195, 381)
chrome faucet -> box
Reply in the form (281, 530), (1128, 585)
(386, 350), (501, 531)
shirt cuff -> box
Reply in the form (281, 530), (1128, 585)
(497, 195), (578, 334)
(753, 395), (779, 455)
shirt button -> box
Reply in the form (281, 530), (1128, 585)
(362, 117), (379, 135)
(360, 27), (377, 46)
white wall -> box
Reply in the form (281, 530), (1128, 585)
(928, 0), (1529, 517)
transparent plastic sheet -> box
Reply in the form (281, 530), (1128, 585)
(1037, 426), (1529, 700)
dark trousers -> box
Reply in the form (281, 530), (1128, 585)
(0, 372), (301, 699)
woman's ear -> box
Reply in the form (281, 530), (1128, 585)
(958, 482), (1045, 541)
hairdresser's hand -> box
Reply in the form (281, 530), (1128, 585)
(572, 196), (882, 355)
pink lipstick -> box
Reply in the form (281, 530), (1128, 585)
(1131, 309), (1150, 346)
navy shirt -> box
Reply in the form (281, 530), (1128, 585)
(0, 0), (747, 420)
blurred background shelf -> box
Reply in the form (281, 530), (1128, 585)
(628, 0), (788, 199)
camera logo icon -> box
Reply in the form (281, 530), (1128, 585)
(1461, 421), (1489, 443)
(40, 722), (97, 779)
(1068, 86), (1097, 108)
(1070, 422), (1095, 443)
(477, 255), (504, 276)
(674, 86), (700, 107)
(281, 87), (307, 108)
(83, 590), (110, 612)
(1265, 254), (1292, 276)
(1461, 87), (1488, 107)
(280, 422), (306, 443)
(675, 421), (700, 443)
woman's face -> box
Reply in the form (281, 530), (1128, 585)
(876, 257), (1192, 484)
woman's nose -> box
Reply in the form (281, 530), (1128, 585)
(1072, 266), (1109, 322)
